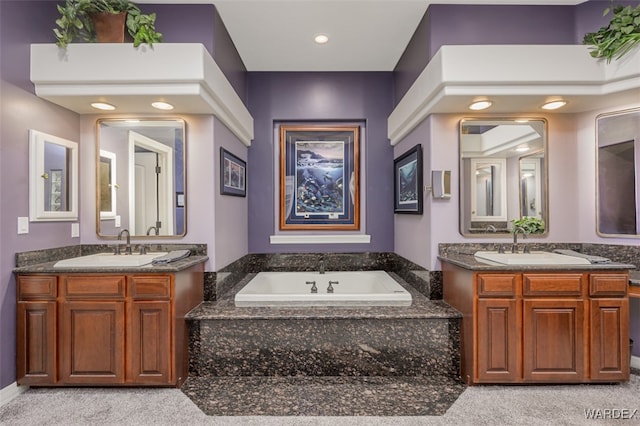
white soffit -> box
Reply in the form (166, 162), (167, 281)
(30, 43), (254, 146)
(388, 45), (640, 145)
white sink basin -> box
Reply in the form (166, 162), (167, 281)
(474, 251), (591, 265)
(54, 252), (168, 268)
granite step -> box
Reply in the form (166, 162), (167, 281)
(187, 300), (461, 378)
(181, 375), (466, 416)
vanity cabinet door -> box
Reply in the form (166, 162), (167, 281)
(590, 298), (629, 381)
(523, 299), (586, 382)
(126, 275), (173, 384)
(476, 298), (521, 382)
(59, 275), (127, 384)
(16, 276), (58, 385)
(59, 300), (126, 384)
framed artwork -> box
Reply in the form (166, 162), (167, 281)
(220, 147), (246, 197)
(279, 125), (360, 230)
(394, 143), (423, 214)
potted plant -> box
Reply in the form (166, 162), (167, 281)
(511, 216), (545, 234)
(583, 3), (640, 63)
(54, 0), (163, 48)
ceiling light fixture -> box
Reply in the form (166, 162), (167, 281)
(515, 146), (530, 152)
(541, 100), (567, 110)
(91, 102), (116, 111)
(468, 100), (492, 111)
(151, 101), (174, 110)
(314, 34), (329, 44)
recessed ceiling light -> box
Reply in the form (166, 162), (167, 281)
(468, 100), (492, 111)
(151, 101), (174, 110)
(314, 34), (329, 44)
(91, 102), (116, 111)
(541, 100), (567, 110)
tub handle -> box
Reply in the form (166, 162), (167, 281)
(306, 280), (318, 293)
(327, 280), (339, 293)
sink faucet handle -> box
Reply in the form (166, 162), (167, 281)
(306, 280), (318, 293)
(327, 280), (339, 293)
(138, 244), (148, 255)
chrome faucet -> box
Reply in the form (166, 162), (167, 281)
(319, 257), (325, 275)
(117, 229), (132, 255)
(511, 226), (527, 253)
(485, 224), (497, 233)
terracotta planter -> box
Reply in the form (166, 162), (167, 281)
(89, 12), (127, 43)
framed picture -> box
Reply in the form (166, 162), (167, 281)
(279, 125), (360, 230)
(220, 148), (246, 197)
(394, 143), (423, 214)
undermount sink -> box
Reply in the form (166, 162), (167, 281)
(474, 251), (591, 265)
(54, 252), (168, 268)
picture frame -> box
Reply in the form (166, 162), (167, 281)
(279, 124), (360, 230)
(220, 148), (246, 197)
(394, 143), (423, 214)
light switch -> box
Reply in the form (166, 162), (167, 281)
(115, 215), (121, 227)
(71, 223), (80, 238)
(18, 217), (29, 234)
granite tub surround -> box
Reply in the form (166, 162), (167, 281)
(184, 272), (464, 416)
(211, 252), (440, 301)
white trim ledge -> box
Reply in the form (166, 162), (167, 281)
(270, 235), (371, 244)
(30, 43), (254, 146)
(388, 44), (640, 145)
(0, 382), (29, 407)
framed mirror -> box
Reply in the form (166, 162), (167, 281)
(29, 129), (78, 221)
(596, 108), (640, 237)
(459, 118), (548, 236)
(96, 119), (186, 238)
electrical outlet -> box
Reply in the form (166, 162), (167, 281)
(18, 217), (29, 234)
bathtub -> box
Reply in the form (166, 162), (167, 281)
(234, 270), (412, 307)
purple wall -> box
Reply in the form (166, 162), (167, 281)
(246, 72), (394, 253)
(143, 4), (247, 104)
(0, 1), (81, 389)
(394, 4), (576, 105)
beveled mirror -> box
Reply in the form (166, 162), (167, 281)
(596, 108), (640, 236)
(459, 118), (548, 236)
(96, 119), (186, 238)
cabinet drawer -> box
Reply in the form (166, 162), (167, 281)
(589, 273), (628, 297)
(523, 274), (584, 297)
(62, 276), (126, 299)
(18, 276), (57, 300)
(128, 275), (171, 300)
(477, 274), (519, 298)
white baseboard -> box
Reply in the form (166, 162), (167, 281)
(632, 355), (640, 370)
(0, 382), (29, 407)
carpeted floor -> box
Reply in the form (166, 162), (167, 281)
(1, 374), (639, 425)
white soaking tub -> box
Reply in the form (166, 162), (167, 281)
(234, 270), (412, 307)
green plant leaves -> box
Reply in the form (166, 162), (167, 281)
(583, 4), (640, 63)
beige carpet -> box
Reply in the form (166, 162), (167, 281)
(1, 375), (639, 425)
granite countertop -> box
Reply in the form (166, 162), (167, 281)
(439, 253), (636, 272)
(13, 255), (208, 274)
(187, 272), (461, 320)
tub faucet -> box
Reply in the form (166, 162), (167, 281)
(512, 226), (527, 253)
(319, 257), (325, 275)
(306, 280), (318, 293)
(117, 228), (132, 255)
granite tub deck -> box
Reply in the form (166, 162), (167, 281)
(183, 273), (465, 416)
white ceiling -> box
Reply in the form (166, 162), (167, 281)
(143, 0), (586, 71)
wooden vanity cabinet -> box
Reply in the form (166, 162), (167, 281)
(442, 264), (629, 385)
(17, 264), (203, 387)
